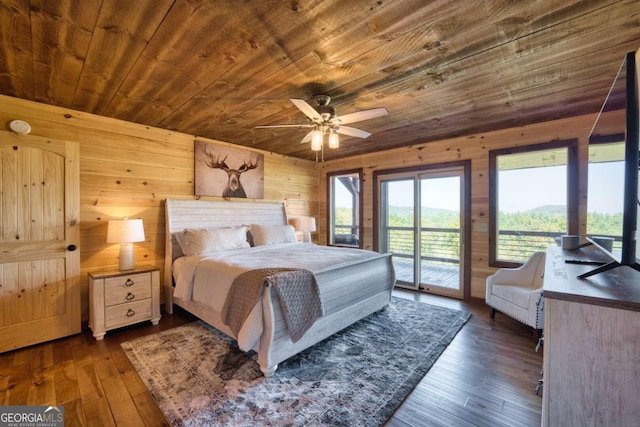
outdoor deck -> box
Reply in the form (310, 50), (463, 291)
(393, 257), (460, 289)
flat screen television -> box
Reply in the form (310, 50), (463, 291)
(581, 49), (640, 278)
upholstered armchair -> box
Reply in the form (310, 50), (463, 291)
(485, 251), (546, 334)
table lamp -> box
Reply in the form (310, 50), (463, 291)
(107, 217), (145, 270)
(291, 216), (316, 243)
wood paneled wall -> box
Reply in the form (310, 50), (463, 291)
(317, 109), (625, 299)
(0, 95), (318, 320)
(0, 93), (625, 308)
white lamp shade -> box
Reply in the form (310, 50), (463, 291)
(291, 217), (316, 243)
(107, 218), (145, 271)
(291, 216), (316, 233)
(106, 218), (145, 243)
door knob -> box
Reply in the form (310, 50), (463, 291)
(67, 244), (77, 251)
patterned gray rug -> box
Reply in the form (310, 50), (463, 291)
(121, 297), (471, 427)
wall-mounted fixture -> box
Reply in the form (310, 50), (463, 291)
(9, 119), (31, 134)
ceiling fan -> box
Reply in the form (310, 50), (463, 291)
(255, 95), (388, 152)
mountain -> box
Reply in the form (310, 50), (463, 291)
(388, 206), (457, 216)
(387, 204), (567, 216)
(523, 205), (566, 215)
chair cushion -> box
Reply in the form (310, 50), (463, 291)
(491, 284), (534, 309)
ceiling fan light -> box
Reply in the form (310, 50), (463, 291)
(328, 132), (339, 148)
(311, 130), (323, 151)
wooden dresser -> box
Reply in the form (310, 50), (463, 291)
(89, 265), (161, 340)
(542, 246), (640, 426)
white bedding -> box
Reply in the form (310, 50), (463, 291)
(172, 242), (381, 350)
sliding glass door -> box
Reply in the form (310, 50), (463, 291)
(378, 166), (466, 298)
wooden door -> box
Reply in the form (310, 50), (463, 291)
(0, 131), (80, 352)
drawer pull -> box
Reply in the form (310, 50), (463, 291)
(124, 278), (134, 287)
(126, 309), (135, 317)
(125, 292), (135, 301)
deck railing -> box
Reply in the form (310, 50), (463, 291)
(497, 230), (563, 261)
(497, 230), (621, 261)
(333, 224), (358, 234)
(385, 227), (622, 263)
(385, 226), (460, 265)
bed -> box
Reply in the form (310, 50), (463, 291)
(164, 198), (395, 376)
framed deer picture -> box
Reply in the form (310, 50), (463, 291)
(194, 140), (265, 199)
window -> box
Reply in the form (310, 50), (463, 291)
(328, 170), (362, 247)
(489, 140), (578, 266)
(586, 140), (625, 252)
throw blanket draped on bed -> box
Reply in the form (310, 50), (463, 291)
(221, 268), (324, 343)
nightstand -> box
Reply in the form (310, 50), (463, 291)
(89, 265), (161, 340)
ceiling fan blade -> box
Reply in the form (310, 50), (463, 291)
(290, 98), (322, 121)
(255, 124), (314, 128)
(300, 130), (314, 143)
(336, 125), (371, 139)
(336, 107), (388, 124)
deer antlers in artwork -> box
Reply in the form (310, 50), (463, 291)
(201, 145), (260, 198)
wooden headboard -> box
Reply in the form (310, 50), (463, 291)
(164, 198), (288, 292)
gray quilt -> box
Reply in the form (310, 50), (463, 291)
(221, 268), (324, 343)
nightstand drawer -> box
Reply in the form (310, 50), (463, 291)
(104, 273), (151, 293)
(104, 282), (151, 307)
(105, 299), (152, 329)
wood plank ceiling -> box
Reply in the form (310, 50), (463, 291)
(0, 0), (638, 161)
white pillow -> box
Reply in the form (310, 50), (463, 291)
(250, 224), (297, 246)
(175, 226), (250, 256)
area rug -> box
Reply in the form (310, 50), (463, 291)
(121, 297), (471, 427)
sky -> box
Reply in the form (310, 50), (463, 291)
(501, 162), (624, 214)
(586, 162), (625, 214)
(335, 161), (625, 214)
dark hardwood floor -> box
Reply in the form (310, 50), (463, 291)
(389, 291), (542, 427)
(0, 290), (542, 426)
